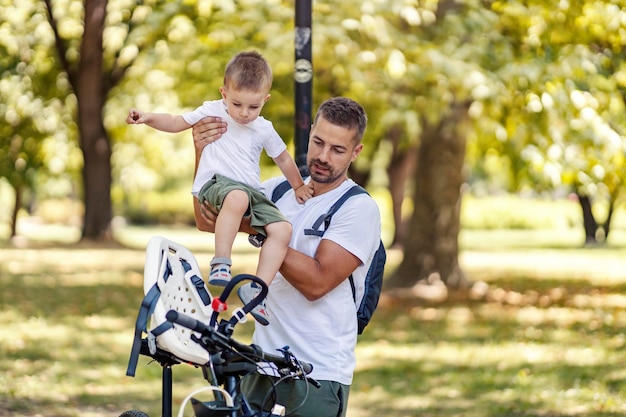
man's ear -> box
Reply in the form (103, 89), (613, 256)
(351, 143), (364, 162)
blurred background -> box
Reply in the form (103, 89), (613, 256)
(2, 0), (626, 289)
(2, 1), (626, 416)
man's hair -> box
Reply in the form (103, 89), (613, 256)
(223, 51), (272, 92)
(314, 97), (368, 143)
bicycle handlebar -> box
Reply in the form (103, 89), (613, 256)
(165, 310), (314, 376)
(228, 334), (314, 375)
(165, 309), (207, 334)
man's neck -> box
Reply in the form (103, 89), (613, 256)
(310, 177), (348, 197)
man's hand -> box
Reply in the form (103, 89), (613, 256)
(192, 116), (228, 152)
(191, 116), (228, 232)
(198, 200), (217, 232)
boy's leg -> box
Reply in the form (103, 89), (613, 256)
(209, 189), (249, 285)
(255, 220), (292, 283)
(238, 220), (291, 326)
(214, 189), (249, 258)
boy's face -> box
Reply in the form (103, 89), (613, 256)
(220, 86), (270, 125)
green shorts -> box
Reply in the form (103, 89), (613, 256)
(241, 373), (350, 417)
(197, 174), (288, 236)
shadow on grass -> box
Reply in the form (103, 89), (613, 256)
(350, 279), (626, 417)
(2, 242), (626, 417)
(0, 244), (253, 417)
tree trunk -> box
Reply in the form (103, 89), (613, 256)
(10, 184), (21, 238)
(77, 0), (113, 240)
(388, 102), (470, 290)
(577, 193), (597, 244)
(386, 124), (417, 248)
(347, 166), (369, 188)
(603, 195), (615, 240)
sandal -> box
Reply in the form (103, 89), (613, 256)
(208, 257), (232, 286)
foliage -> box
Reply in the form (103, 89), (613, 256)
(2, 0), (626, 258)
(468, 0), (626, 203)
(0, 0), (78, 231)
(122, 188), (196, 225)
(4, 0), (625, 214)
(107, 0), (298, 218)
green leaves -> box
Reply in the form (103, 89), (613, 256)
(3, 0), (626, 228)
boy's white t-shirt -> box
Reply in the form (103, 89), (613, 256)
(183, 100), (287, 195)
(253, 176), (382, 385)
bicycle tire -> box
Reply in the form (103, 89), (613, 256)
(119, 410), (149, 417)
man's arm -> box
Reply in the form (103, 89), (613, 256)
(193, 199), (214, 232)
(195, 196), (361, 299)
(279, 240), (362, 301)
(191, 116), (228, 230)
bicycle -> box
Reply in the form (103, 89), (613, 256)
(120, 237), (319, 417)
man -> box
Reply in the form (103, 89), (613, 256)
(192, 97), (382, 417)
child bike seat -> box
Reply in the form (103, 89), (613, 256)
(127, 236), (215, 376)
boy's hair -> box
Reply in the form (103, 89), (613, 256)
(224, 51), (273, 92)
(314, 97), (368, 144)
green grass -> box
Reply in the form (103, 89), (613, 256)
(2, 220), (626, 416)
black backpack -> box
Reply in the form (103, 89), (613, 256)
(271, 180), (386, 334)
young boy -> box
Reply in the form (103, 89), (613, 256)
(126, 51), (312, 325)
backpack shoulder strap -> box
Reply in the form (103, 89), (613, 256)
(126, 282), (161, 377)
(271, 179), (296, 203)
(304, 185), (367, 237)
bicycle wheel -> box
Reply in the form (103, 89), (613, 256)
(119, 410), (149, 417)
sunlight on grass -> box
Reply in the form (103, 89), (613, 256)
(352, 333), (626, 416)
(0, 241), (260, 417)
(349, 267), (626, 417)
(461, 248), (626, 284)
(2, 222), (626, 416)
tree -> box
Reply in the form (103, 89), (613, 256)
(394, 101), (471, 288)
(384, 0), (626, 290)
(312, 0), (626, 290)
(306, 0), (490, 288)
(0, 0), (72, 238)
(43, 0), (194, 240)
(470, 0), (626, 245)
(346, 0), (502, 289)
(40, 0), (305, 239)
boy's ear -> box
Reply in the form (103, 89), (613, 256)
(264, 93), (271, 103)
(219, 86), (227, 99)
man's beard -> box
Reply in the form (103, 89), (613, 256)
(307, 158), (343, 184)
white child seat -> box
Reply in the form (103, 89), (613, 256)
(127, 236), (215, 376)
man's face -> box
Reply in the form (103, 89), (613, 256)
(306, 116), (363, 184)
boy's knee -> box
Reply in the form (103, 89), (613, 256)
(223, 189), (249, 209)
(266, 221), (292, 243)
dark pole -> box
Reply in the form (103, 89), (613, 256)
(294, 0), (312, 175)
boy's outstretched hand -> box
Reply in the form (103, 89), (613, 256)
(126, 109), (144, 124)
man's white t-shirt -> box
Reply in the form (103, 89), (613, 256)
(253, 176), (382, 385)
(183, 100), (287, 195)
